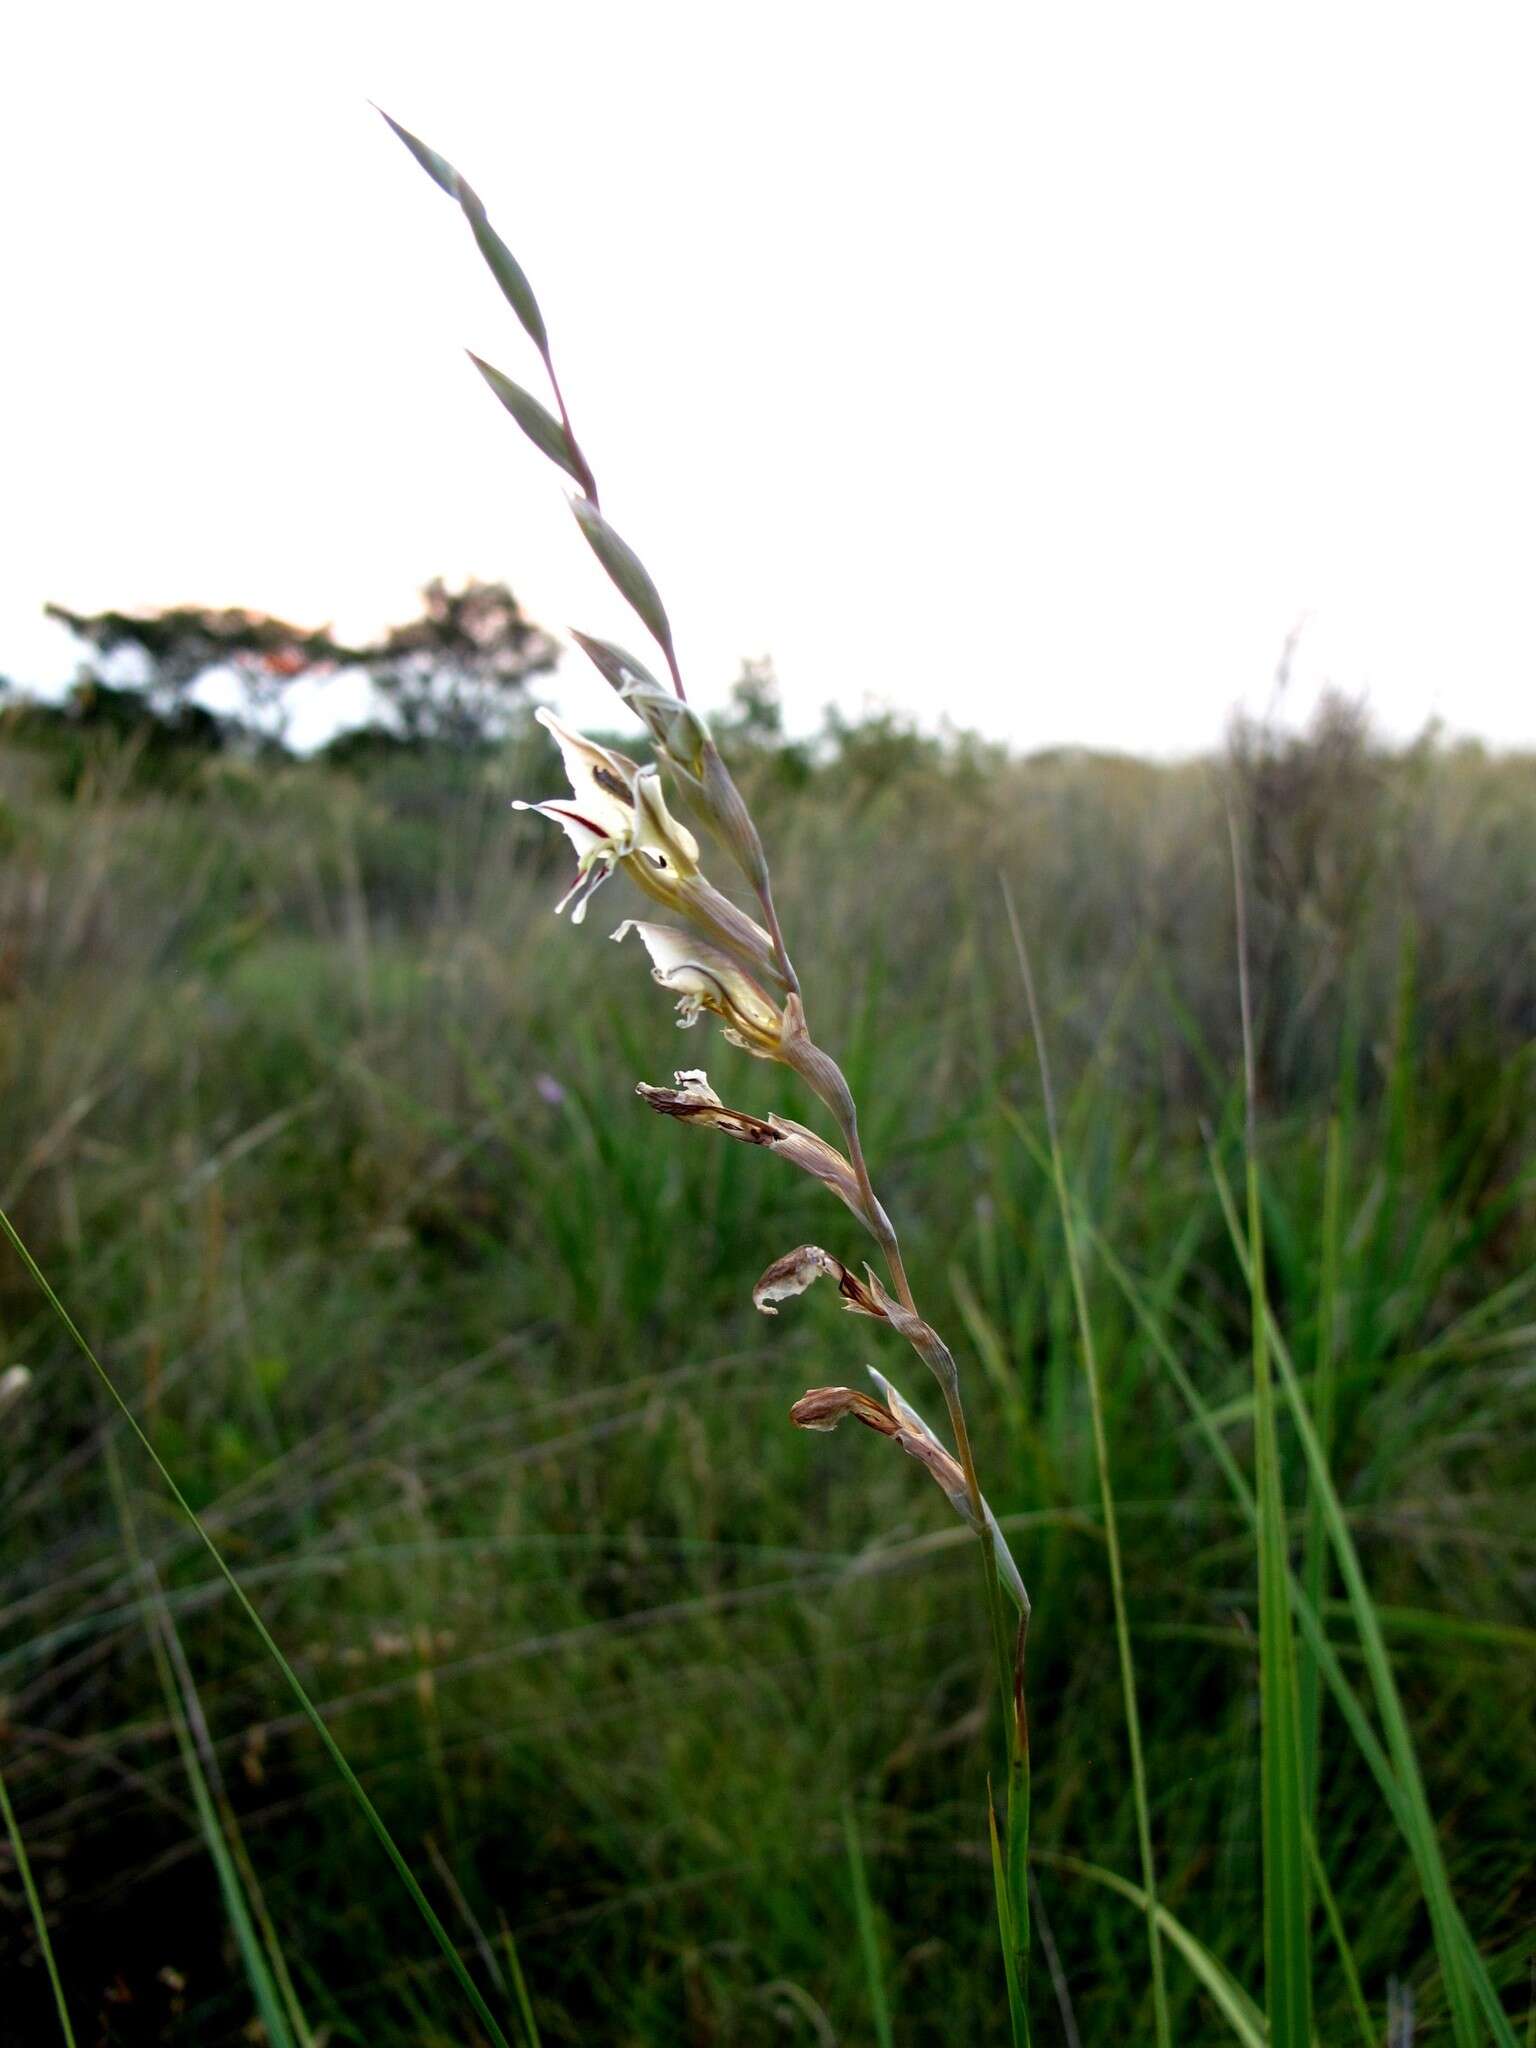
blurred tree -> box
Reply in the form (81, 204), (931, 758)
(359, 578), (559, 748)
(713, 658), (813, 789)
(46, 578), (559, 750)
(0, 674), (237, 795)
(718, 656), (784, 746)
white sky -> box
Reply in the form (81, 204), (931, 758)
(4, 2), (1534, 755)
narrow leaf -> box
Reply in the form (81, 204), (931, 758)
(469, 353), (585, 486)
(0, 1206), (517, 2048)
(1250, 1155), (1312, 2048)
(1002, 878), (1169, 2047)
(499, 1925), (543, 2048)
(571, 497), (675, 658)
(1228, 814), (1312, 2048)
(0, 1755), (77, 2046)
(988, 1782), (1032, 2046)
(1298, 1116), (1343, 1815)
(568, 630), (664, 698)
(375, 105), (462, 198)
(460, 191), (550, 356)
(377, 107), (549, 353)
(1004, 1658), (1033, 2025)
(1037, 1852), (1266, 2048)
(1207, 1154), (1515, 2048)
(1063, 1142), (1513, 2048)
(842, 1800), (895, 2048)
(1304, 1821), (1376, 2047)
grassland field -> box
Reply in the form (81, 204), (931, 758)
(0, 699), (1532, 2044)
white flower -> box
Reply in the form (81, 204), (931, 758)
(514, 710), (785, 987)
(514, 708), (699, 923)
(613, 920), (784, 1057)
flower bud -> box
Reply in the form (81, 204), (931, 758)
(570, 632), (711, 782)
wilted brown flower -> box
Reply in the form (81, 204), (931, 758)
(752, 1245), (886, 1318)
(790, 1369), (1029, 1615)
(635, 1071), (883, 1231)
(787, 1386), (899, 1436)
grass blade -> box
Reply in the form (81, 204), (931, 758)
(1004, 1617), (1033, 2032)
(1007, 1076), (1517, 2046)
(1304, 1818), (1375, 2047)
(1298, 1115), (1342, 1816)
(0, 1204), (516, 2048)
(0, 1749), (78, 2046)
(1003, 879), (1170, 2047)
(104, 1433), (311, 2048)
(1034, 1851), (1265, 2048)
(498, 1923), (543, 2048)
(842, 1798), (895, 2048)
(988, 1780), (1032, 2046)
(148, 1584), (299, 2048)
(1230, 813), (1312, 2048)
(1206, 1155), (1515, 2048)
(1249, 1150), (1312, 2047)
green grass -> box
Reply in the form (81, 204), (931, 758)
(1231, 806), (1312, 2048)
(1005, 878), (1168, 2046)
(1, 1206), (516, 2048)
(1, 1743), (77, 2045)
(0, 713), (1532, 2041)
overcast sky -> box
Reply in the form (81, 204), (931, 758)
(5, 2), (1534, 754)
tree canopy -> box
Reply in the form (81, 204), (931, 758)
(45, 578), (559, 750)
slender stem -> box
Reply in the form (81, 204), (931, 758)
(842, 1111), (912, 1303)
(756, 836), (1027, 2021)
(832, 1082), (999, 1587)
(941, 1379), (988, 1544)
(1002, 874), (1170, 2048)
(531, 347), (693, 713)
(660, 639), (689, 704)
(755, 878), (801, 999)
(0, 1749), (77, 2047)
(835, 1096), (1016, 1722)
(540, 350), (599, 510)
